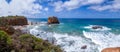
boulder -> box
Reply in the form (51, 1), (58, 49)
(81, 45), (87, 49)
(102, 47), (120, 52)
(92, 26), (102, 29)
(48, 16), (59, 24)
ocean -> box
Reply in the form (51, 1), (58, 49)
(26, 18), (120, 52)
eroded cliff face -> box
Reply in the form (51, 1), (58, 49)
(0, 16), (28, 34)
(0, 16), (28, 26)
(0, 26), (15, 35)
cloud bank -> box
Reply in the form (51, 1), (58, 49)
(53, 0), (120, 12)
(0, 0), (48, 17)
(0, 0), (120, 17)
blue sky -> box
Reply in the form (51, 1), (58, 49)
(0, 0), (120, 18)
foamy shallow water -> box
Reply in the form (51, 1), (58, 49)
(24, 24), (120, 52)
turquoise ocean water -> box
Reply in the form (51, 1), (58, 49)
(26, 18), (120, 52)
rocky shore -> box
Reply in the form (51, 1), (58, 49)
(0, 16), (62, 52)
(1, 16), (120, 52)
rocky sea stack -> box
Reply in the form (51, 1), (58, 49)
(48, 16), (60, 24)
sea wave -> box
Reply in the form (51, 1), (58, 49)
(83, 31), (120, 52)
(27, 25), (98, 52)
(84, 25), (111, 31)
(25, 25), (120, 52)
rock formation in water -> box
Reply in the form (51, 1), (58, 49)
(48, 16), (59, 24)
(81, 45), (87, 49)
(102, 47), (120, 52)
(92, 25), (103, 29)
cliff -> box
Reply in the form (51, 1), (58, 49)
(0, 16), (28, 26)
(0, 16), (28, 35)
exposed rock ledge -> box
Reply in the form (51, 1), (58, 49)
(0, 16), (28, 34)
(102, 47), (120, 52)
(0, 16), (28, 26)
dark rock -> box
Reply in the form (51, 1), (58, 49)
(48, 16), (59, 24)
(81, 45), (87, 49)
(0, 26), (15, 35)
(92, 26), (102, 29)
(37, 34), (40, 36)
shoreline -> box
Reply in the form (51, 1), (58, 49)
(7, 17), (120, 51)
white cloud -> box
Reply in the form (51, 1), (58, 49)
(0, 0), (43, 17)
(53, 1), (64, 12)
(44, 7), (49, 11)
(89, 5), (112, 11)
(89, 0), (120, 11)
(53, 0), (120, 12)
(53, 0), (104, 12)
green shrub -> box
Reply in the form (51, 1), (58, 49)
(0, 31), (62, 52)
(19, 34), (62, 52)
(0, 30), (12, 52)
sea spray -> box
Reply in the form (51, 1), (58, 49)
(25, 18), (120, 52)
(27, 25), (99, 52)
(83, 31), (120, 52)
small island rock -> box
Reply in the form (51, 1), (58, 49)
(92, 26), (103, 29)
(48, 16), (59, 24)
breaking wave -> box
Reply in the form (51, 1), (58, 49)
(83, 31), (120, 52)
(25, 25), (120, 52)
(84, 25), (111, 31)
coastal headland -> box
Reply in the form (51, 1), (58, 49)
(0, 16), (62, 52)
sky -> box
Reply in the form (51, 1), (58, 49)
(0, 0), (120, 18)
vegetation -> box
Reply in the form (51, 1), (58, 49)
(0, 31), (12, 52)
(18, 34), (62, 52)
(0, 15), (62, 52)
(0, 30), (62, 52)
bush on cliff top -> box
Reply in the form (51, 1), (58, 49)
(0, 30), (62, 52)
(0, 30), (12, 52)
(19, 34), (62, 52)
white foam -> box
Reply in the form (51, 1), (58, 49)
(53, 33), (98, 52)
(84, 25), (111, 31)
(26, 25), (120, 52)
(28, 25), (98, 52)
(83, 31), (120, 52)
(40, 21), (47, 24)
(29, 28), (55, 43)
